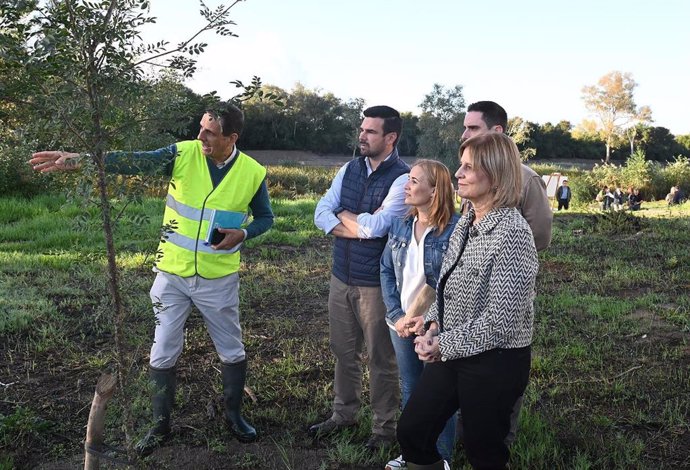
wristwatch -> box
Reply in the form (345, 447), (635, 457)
(333, 206), (345, 216)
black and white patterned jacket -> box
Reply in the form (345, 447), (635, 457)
(425, 206), (539, 361)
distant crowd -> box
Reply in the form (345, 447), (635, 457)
(554, 180), (687, 213)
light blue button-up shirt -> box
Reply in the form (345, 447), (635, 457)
(314, 155), (409, 239)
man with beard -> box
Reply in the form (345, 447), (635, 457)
(461, 101), (552, 250)
(312, 105), (409, 452)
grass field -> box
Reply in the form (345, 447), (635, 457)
(1, 171), (689, 469)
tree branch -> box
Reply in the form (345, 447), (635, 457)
(128, 0), (242, 70)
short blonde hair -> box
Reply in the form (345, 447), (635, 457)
(407, 159), (456, 233)
(459, 133), (522, 208)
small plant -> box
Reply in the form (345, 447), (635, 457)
(589, 210), (642, 234)
(0, 407), (51, 449)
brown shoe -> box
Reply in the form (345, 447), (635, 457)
(308, 418), (354, 437)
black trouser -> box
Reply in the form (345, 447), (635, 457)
(397, 346), (531, 470)
(557, 199), (569, 210)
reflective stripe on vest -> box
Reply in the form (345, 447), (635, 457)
(166, 193), (212, 222)
(165, 231), (237, 254)
(155, 141), (266, 279)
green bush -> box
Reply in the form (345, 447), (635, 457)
(0, 141), (60, 196)
(569, 172), (598, 206)
(660, 155), (690, 193)
(567, 151), (690, 204)
(620, 150), (653, 194)
(589, 210), (643, 234)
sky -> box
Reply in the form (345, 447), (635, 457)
(141, 0), (690, 135)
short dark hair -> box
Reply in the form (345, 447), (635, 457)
(467, 101), (508, 133)
(206, 102), (244, 137)
(363, 105), (403, 146)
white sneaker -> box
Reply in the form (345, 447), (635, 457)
(444, 460), (451, 470)
(385, 455), (406, 469)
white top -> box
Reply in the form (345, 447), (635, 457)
(400, 218), (433, 314)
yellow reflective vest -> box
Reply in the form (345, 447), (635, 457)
(155, 140), (266, 279)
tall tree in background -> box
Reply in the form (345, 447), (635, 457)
(624, 105), (653, 156)
(582, 71), (648, 163)
(676, 134), (690, 155)
(638, 126), (685, 161)
(398, 111), (420, 157)
(507, 116), (536, 161)
(417, 83), (465, 167)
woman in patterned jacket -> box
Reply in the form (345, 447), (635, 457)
(397, 133), (539, 470)
(380, 160), (459, 470)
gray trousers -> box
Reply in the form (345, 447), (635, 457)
(327, 275), (399, 438)
(149, 271), (244, 369)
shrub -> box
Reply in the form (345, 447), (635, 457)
(660, 155), (690, 191)
(569, 172), (598, 206)
(566, 151), (689, 203)
(620, 150), (653, 194)
(589, 210), (642, 234)
(0, 141), (56, 196)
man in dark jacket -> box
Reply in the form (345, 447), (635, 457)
(556, 178), (572, 210)
(312, 106), (409, 452)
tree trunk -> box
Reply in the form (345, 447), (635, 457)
(93, 160), (133, 447)
(605, 137), (612, 163)
(84, 374), (118, 470)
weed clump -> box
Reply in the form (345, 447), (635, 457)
(590, 211), (643, 234)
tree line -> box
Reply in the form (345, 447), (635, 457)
(155, 78), (690, 166)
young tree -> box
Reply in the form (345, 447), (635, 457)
(582, 71), (646, 163)
(3, 0), (251, 458)
(624, 105), (653, 156)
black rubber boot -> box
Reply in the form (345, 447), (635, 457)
(135, 367), (176, 456)
(221, 359), (257, 443)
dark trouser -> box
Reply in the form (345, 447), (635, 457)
(557, 199), (569, 210)
(398, 346), (531, 470)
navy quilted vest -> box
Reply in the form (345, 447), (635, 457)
(333, 150), (409, 286)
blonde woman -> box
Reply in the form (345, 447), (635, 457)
(398, 133), (539, 470)
(380, 160), (459, 470)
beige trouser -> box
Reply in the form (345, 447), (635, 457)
(328, 275), (399, 437)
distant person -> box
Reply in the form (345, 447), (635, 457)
(556, 178), (572, 210)
(397, 132), (539, 470)
(597, 186), (614, 210)
(665, 186), (678, 205)
(29, 102), (274, 455)
(673, 186), (686, 204)
(612, 186), (625, 211)
(457, 100), (551, 447)
(381, 160), (459, 470)
(628, 188), (642, 211)
(312, 106), (409, 452)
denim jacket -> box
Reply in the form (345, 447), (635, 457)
(380, 213), (460, 325)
